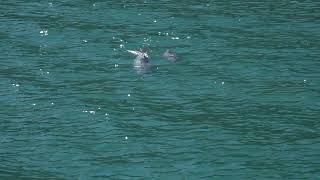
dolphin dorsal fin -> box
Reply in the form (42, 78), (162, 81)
(127, 50), (141, 56)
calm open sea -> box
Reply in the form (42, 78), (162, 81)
(0, 0), (319, 179)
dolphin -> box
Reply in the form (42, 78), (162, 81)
(162, 49), (178, 62)
(127, 49), (152, 73)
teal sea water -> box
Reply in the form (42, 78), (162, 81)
(1, 1), (319, 179)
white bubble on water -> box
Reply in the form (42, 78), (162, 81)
(153, 19), (157, 23)
(32, 103), (36, 106)
(125, 136), (128, 140)
(119, 44), (124, 48)
(127, 94), (131, 97)
(89, 111), (95, 114)
(114, 64), (119, 67)
(105, 113), (110, 120)
(40, 30), (48, 36)
(221, 81), (225, 85)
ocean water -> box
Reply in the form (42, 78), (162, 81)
(1, 1), (319, 179)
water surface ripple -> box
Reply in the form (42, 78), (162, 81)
(0, 0), (319, 179)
